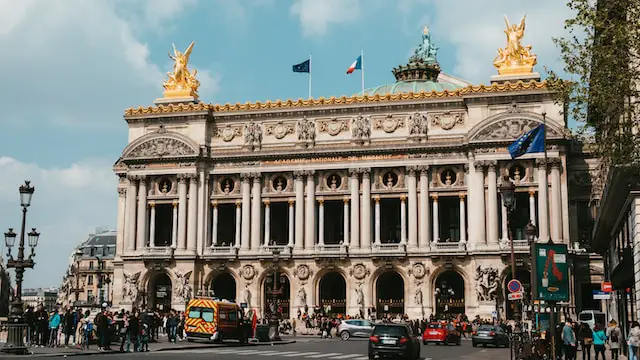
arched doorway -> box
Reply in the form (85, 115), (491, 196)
(149, 273), (172, 311)
(434, 271), (465, 317)
(319, 272), (347, 316)
(211, 272), (236, 302)
(503, 269), (531, 320)
(263, 270), (290, 319)
(376, 271), (404, 316)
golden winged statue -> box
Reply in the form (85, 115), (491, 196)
(493, 15), (537, 75)
(162, 41), (200, 99)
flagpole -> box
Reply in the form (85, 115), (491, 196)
(360, 49), (365, 95)
(308, 54), (312, 99)
(542, 112), (551, 243)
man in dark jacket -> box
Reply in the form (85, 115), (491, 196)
(35, 304), (48, 347)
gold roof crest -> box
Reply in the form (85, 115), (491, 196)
(493, 15), (537, 75)
(161, 41), (200, 100)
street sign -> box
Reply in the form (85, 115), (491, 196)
(508, 292), (524, 301)
(507, 279), (523, 293)
(593, 290), (611, 300)
(533, 243), (570, 301)
(601, 282), (612, 293)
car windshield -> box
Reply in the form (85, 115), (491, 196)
(374, 325), (408, 337)
(188, 306), (215, 322)
(427, 323), (443, 329)
(478, 325), (496, 331)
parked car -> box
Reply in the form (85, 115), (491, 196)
(368, 323), (420, 360)
(338, 319), (375, 340)
(422, 322), (461, 345)
(472, 324), (510, 347)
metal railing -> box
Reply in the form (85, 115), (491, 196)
(431, 242), (467, 252)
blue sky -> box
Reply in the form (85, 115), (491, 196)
(0, 0), (574, 288)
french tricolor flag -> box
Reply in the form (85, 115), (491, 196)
(346, 55), (362, 74)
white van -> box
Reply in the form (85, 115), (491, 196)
(578, 310), (606, 330)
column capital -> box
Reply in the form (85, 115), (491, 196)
(318, 199), (324, 205)
(473, 160), (486, 169)
(548, 157), (562, 168)
(406, 165), (419, 175)
(128, 174), (146, 181)
(241, 172), (252, 182)
(535, 158), (547, 167)
(400, 194), (406, 202)
(343, 197), (350, 204)
(293, 170), (305, 180)
(149, 201), (156, 208)
(288, 198), (295, 205)
(252, 173), (261, 183)
(177, 173), (189, 183)
(459, 193), (466, 200)
(304, 170), (316, 176)
(172, 201), (178, 207)
(463, 163), (470, 172)
(485, 160), (497, 170)
(374, 196), (380, 204)
(360, 168), (371, 179)
(211, 200), (218, 208)
(263, 199), (271, 206)
(417, 165), (429, 175)
(431, 193), (439, 201)
(117, 187), (127, 197)
(235, 200), (242, 208)
(189, 175), (199, 184)
(529, 190), (536, 197)
(348, 168), (360, 177)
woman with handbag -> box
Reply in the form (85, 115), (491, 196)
(578, 322), (593, 360)
(607, 320), (622, 360)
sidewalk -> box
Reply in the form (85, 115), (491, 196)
(0, 338), (296, 358)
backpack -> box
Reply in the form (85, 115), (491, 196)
(611, 329), (619, 343)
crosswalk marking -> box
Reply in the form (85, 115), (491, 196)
(330, 355), (362, 359)
(262, 351), (299, 356)
(306, 353), (344, 358)
(231, 350), (266, 355)
(283, 352), (321, 357)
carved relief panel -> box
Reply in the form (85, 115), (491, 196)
(372, 114), (406, 134)
(265, 173), (292, 194)
(318, 171), (348, 192)
(212, 176), (240, 196)
(432, 166), (465, 188)
(429, 111), (465, 131)
(151, 176), (177, 196)
(374, 168), (406, 190)
(317, 117), (349, 136)
(264, 121), (295, 140)
(213, 124), (243, 143)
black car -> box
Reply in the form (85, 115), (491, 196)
(472, 324), (510, 347)
(368, 323), (421, 360)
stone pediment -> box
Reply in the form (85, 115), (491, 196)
(122, 131), (200, 160)
(469, 113), (564, 143)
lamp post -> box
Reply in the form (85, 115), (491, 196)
(2, 181), (40, 355)
(435, 281), (455, 317)
(499, 175), (519, 323)
(268, 249), (281, 341)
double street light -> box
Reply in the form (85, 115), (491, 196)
(2, 181), (41, 355)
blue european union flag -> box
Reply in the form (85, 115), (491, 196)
(292, 59), (310, 73)
(508, 124), (545, 159)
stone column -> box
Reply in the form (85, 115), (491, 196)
(432, 194), (439, 243)
(529, 191), (536, 225)
(305, 170), (316, 249)
(361, 169), (372, 249)
(211, 201), (219, 246)
(501, 195), (508, 241)
(459, 194), (466, 243)
(343, 197), (350, 245)
(149, 202), (156, 247)
(400, 195), (407, 244)
(172, 201), (178, 248)
(374, 197), (381, 245)
(349, 169), (360, 249)
(116, 187), (126, 256)
(240, 173), (251, 250)
(187, 175), (198, 252)
(406, 167), (418, 248)
(474, 161), (487, 246)
(418, 166), (430, 247)
(136, 176), (148, 251)
(536, 159), (549, 242)
(486, 161), (499, 245)
(177, 174), (188, 250)
(288, 199), (295, 247)
(550, 159), (563, 242)
(294, 171), (305, 250)
(318, 199), (325, 246)
(251, 173), (262, 250)
(196, 171), (206, 254)
(263, 199), (270, 246)
(235, 200), (242, 246)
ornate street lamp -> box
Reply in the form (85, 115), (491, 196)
(499, 175), (521, 322)
(2, 181), (40, 355)
(268, 249), (282, 341)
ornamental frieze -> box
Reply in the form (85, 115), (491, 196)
(214, 124), (243, 142)
(297, 116), (316, 142)
(407, 112), (428, 137)
(472, 117), (562, 142)
(318, 118), (349, 136)
(126, 137), (198, 159)
(243, 121), (263, 149)
(373, 114), (405, 134)
(429, 111), (465, 130)
(264, 121), (295, 139)
(351, 114), (371, 143)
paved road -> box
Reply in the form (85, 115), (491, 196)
(55, 338), (509, 360)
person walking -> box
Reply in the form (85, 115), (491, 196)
(578, 322), (593, 360)
(629, 321), (640, 360)
(607, 320), (622, 360)
(592, 324), (607, 360)
(48, 310), (61, 347)
(563, 320), (577, 360)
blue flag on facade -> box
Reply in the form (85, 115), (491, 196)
(508, 124), (545, 159)
(292, 59), (310, 73)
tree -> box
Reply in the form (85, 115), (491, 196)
(547, 0), (640, 166)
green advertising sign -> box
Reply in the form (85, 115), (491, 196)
(534, 243), (569, 301)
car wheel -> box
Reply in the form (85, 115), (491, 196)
(368, 353), (375, 360)
(423, 341), (427, 345)
(340, 331), (350, 341)
(457, 337), (461, 346)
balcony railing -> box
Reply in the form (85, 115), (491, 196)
(203, 245), (239, 258)
(372, 242), (407, 255)
(499, 239), (530, 251)
(141, 246), (175, 257)
(431, 242), (467, 253)
(315, 243), (348, 256)
(78, 265), (114, 272)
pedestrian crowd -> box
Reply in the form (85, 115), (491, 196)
(555, 318), (635, 360)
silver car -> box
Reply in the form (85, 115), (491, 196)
(337, 319), (375, 340)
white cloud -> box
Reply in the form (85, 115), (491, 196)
(0, 157), (116, 289)
(290, 0), (362, 37)
(405, 0), (572, 83)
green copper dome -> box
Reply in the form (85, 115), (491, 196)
(360, 79), (463, 96)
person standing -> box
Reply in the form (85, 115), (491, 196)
(48, 310), (61, 347)
(592, 324), (607, 360)
(578, 322), (593, 360)
(562, 320), (577, 360)
(629, 321), (640, 360)
(607, 320), (622, 360)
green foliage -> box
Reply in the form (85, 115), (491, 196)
(547, 0), (640, 165)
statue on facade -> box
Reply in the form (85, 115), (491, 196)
(297, 116), (316, 143)
(414, 287), (423, 305)
(163, 41), (200, 98)
(174, 270), (193, 301)
(355, 286), (365, 307)
(242, 284), (252, 307)
(408, 112), (428, 137)
(351, 114), (371, 143)
(475, 266), (499, 302)
(244, 121), (263, 149)
(297, 286), (307, 307)
(122, 272), (141, 303)
(493, 15), (537, 74)
(409, 26), (439, 64)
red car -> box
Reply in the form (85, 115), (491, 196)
(422, 322), (461, 345)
